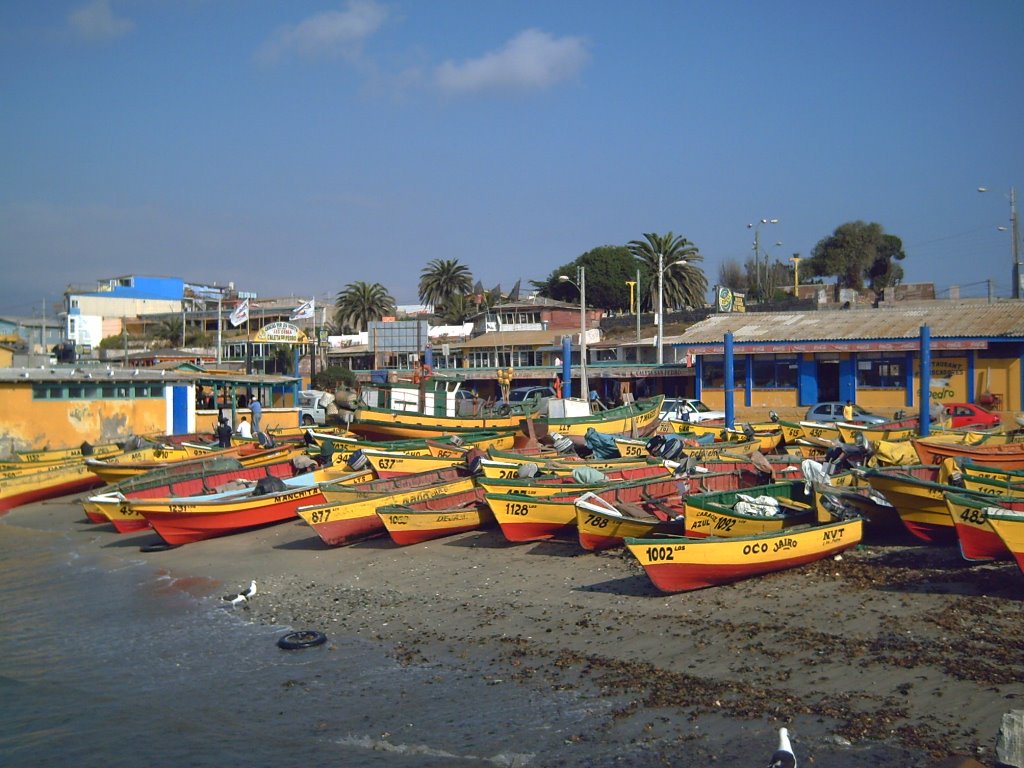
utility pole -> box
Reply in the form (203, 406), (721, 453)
(1011, 187), (1021, 299)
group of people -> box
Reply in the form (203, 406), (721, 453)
(214, 394), (262, 447)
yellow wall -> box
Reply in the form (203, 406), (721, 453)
(0, 383), (169, 453)
(698, 390), (800, 411)
(853, 390), (905, 412)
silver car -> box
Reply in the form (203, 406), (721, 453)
(804, 402), (889, 425)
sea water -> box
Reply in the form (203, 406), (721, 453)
(0, 508), (618, 768)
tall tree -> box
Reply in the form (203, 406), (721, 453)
(435, 293), (475, 325)
(807, 221), (906, 294)
(418, 259), (474, 310)
(717, 259), (748, 293)
(334, 281), (396, 333)
(627, 232), (708, 311)
(535, 245), (642, 310)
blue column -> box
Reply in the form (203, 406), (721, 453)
(966, 350), (975, 403)
(724, 332), (735, 429)
(424, 344), (434, 368)
(562, 335), (573, 399)
(919, 325), (931, 437)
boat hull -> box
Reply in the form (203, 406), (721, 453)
(862, 466), (959, 544)
(0, 463), (105, 513)
(944, 491), (1020, 561)
(135, 485), (327, 545)
(378, 487), (492, 546)
(625, 518), (863, 593)
(298, 468), (475, 546)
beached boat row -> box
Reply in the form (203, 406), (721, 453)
(6, 399), (1024, 596)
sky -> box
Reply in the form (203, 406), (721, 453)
(2, 0), (1023, 318)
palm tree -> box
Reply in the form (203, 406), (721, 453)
(627, 232), (708, 311)
(334, 281), (396, 333)
(436, 294), (475, 325)
(418, 259), (474, 311)
(153, 318), (183, 347)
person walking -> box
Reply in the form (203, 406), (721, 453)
(249, 393), (262, 433)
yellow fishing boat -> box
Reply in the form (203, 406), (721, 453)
(297, 467), (476, 546)
(624, 517), (863, 593)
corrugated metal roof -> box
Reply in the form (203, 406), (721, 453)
(668, 303), (1024, 345)
(458, 329), (569, 349)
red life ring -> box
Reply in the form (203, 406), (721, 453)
(552, 377), (562, 398)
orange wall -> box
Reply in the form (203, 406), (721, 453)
(0, 384), (169, 453)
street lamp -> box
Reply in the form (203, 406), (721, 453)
(656, 256), (687, 365)
(625, 268), (640, 347)
(978, 187), (1021, 299)
(558, 266), (588, 401)
(747, 218), (780, 299)
(791, 254), (801, 295)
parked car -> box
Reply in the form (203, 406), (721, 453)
(804, 402), (889, 425)
(943, 402), (1001, 429)
(659, 398), (726, 424)
(497, 385), (556, 412)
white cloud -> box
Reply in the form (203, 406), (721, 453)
(258, 0), (388, 63)
(434, 29), (589, 95)
(68, 0), (134, 42)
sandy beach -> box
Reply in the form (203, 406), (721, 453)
(11, 493), (1024, 767)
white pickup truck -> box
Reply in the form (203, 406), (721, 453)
(298, 389), (359, 426)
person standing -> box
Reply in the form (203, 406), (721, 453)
(215, 418), (233, 448)
(249, 393), (262, 433)
(842, 400), (854, 421)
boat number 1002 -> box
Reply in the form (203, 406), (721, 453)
(644, 546), (677, 561)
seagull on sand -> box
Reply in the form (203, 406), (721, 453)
(225, 580), (257, 606)
(767, 727), (797, 768)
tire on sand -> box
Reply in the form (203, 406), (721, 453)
(277, 630), (327, 650)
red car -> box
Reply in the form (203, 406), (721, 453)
(943, 402), (1001, 429)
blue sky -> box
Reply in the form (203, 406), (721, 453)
(2, 0), (1023, 317)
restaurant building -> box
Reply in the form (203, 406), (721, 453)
(668, 302), (1024, 414)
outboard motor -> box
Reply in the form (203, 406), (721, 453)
(769, 410), (779, 423)
(551, 433), (575, 454)
(80, 440), (94, 456)
(347, 449), (368, 471)
(660, 437), (683, 461)
(464, 448), (486, 476)
(645, 434), (667, 457)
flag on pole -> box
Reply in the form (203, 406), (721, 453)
(290, 299), (315, 321)
(229, 298), (249, 327)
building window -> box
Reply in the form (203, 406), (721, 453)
(700, 356), (744, 389)
(751, 356), (799, 388)
(856, 354), (904, 388)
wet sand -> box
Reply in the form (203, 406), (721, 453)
(12, 495), (1024, 767)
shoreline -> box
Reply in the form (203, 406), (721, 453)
(11, 495), (1024, 766)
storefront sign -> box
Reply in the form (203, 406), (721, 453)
(254, 322), (308, 343)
